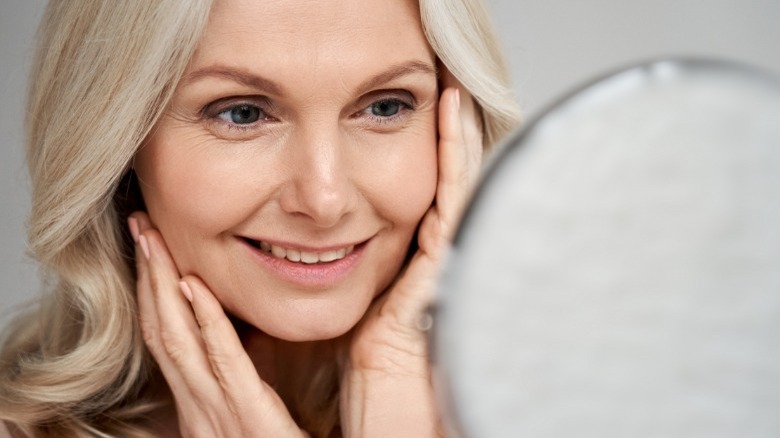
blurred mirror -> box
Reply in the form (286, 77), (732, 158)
(434, 59), (780, 438)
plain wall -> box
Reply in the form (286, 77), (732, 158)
(488, 0), (780, 117)
(0, 1), (46, 328)
(2, 1), (779, 329)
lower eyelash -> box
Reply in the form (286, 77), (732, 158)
(223, 123), (255, 132)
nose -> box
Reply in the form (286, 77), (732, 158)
(278, 127), (357, 228)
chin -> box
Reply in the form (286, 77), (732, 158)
(260, 318), (358, 342)
(235, 300), (369, 343)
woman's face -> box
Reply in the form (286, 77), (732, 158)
(134, 0), (438, 341)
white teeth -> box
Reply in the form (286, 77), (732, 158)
(271, 245), (286, 259)
(286, 249), (301, 262)
(300, 251), (319, 264)
(319, 248), (346, 262)
(257, 240), (356, 264)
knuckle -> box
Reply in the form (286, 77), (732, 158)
(196, 312), (219, 332)
(207, 349), (243, 382)
(159, 328), (190, 363)
(147, 269), (164, 294)
(139, 318), (159, 347)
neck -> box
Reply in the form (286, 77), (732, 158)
(232, 317), (342, 391)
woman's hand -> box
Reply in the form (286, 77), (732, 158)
(341, 71), (484, 437)
(129, 212), (307, 438)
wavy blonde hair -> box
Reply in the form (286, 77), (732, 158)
(0, 0), (520, 436)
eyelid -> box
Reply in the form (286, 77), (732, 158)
(201, 95), (275, 119)
(362, 89), (416, 107)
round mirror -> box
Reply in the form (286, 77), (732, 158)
(434, 59), (780, 438)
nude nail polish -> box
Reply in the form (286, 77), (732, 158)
(138, 235), (150, 260)
(179, 281), (193, 302)
(128, 217), (139, 243)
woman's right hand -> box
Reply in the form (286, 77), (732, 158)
(129, 212), (307, 438)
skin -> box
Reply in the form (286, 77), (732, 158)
(129, 0), (484, 435)
(134, 0), (439, 342)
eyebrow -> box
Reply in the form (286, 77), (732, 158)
(182, 60), (438, 96)
(183, 66), (284, 95)
(355, 60), (438, 93)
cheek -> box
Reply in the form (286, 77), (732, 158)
(134, 131), (268, 265)
(356, 123), (439, 228)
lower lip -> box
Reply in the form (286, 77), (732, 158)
(239, 238), (367, 288)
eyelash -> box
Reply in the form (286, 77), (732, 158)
(200, 92), (417, 135)
(358, 97), (415, 124)
(202, 98), (274, 133)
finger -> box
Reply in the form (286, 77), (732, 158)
(131, 226), (202, 419)
(132, 216), (162, 359)
(143, 229), (226, 395)
(185, 277), (303, 435)
(442, 69), (483, 158)
(130, 213), (181, 378)
(437, 72), (484, 238)
(131, 213), (198, 403)
(433, 91), (468, 244)
(130, 212), (222, 402)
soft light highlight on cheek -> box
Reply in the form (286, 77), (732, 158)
(352, 121), (439, 225)
(135, 132), (262, 276)
(144, 129), (270, 224)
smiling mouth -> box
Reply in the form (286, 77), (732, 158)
(243, 238), (356, 264)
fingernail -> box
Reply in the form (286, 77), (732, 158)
(178, 281), (193, 302)
(454, 88), (461, 110)
(138, 235), (151, 260)
(128, 217), (139, 243)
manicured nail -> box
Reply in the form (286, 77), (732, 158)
(179, 281), (193, 302)
(128, 217), (139, 243)
(454, 88), (461, 110)
(138, 235), (151, 260)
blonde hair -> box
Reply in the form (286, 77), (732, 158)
(421, 0), (521, 147)
(0, 0), (520, 436)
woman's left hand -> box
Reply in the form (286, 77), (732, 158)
(340, 70), (484, 437)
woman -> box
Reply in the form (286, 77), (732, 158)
(0, 0), (520, 436)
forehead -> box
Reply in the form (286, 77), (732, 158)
(190, 0), (435, 84)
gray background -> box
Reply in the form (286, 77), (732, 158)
(2, 0), (780, 329)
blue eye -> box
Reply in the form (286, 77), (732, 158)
(370, 99), (403, 117)
(217, 104), (263, 124)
